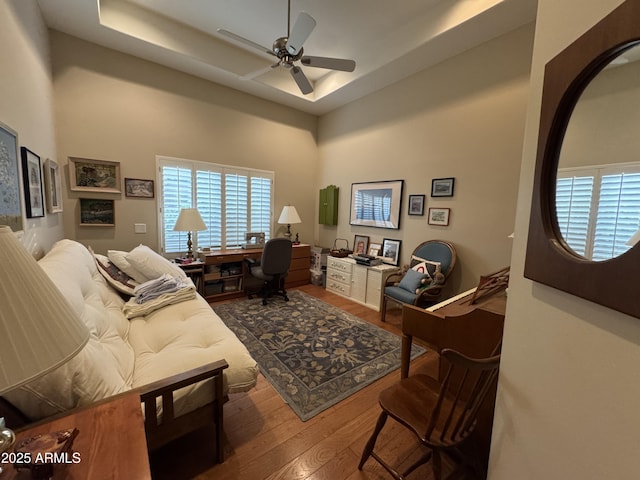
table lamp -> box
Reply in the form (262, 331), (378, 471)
(626, 229), (640, 246)
(0, 226), (90, 470)
(173, 208), (207, 259)
(278, 205), (301, 241)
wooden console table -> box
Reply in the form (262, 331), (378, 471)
(198, 243), (310, 302)
(3, 393), (151, 479)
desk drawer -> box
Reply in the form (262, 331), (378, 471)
(327, 268), (351, 284)
(327, 257), (352, 273)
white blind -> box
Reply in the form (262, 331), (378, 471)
(556, 163), (640, 260)
(157, 156), (273, 254)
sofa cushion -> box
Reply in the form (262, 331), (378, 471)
(125, 245), (187, 282)
(94, 253), (139, 297)
(108, 249), (148, 284)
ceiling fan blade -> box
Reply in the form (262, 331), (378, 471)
(286, 12), (316, 55)
(301, 56), (356, 72)
(290, 66), (313, 95)
(217, 29), (275, 57)
(242, 62), (280, 80)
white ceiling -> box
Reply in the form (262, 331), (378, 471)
(36, 0), (537, 115)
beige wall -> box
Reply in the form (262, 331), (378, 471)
(0, 0), (63, 255)
(317, 25), (534, 293)
(489, 1), (640, 479)
(50, 31), (319, 254)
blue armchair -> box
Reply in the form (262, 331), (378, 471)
(381, 240), (457, 321)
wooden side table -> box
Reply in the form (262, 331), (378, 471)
(177, 260), (205, 296)
(2, 393), (151, 479)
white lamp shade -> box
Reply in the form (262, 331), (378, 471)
(278, 206), (302, 225)
(0, 226), (90, 395)
(627, 229), (640, 246)
(173, 208), (207, 232)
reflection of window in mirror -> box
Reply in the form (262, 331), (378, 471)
(556, 164), (640, 260)
(556, 45), (640, 261)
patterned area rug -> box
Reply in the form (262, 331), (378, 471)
(213, 290), (425, 421)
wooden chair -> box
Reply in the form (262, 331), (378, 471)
(381, 240), (457, 321)
(358, 348), (501, 480)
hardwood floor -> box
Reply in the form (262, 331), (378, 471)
(150, 284), (449, 480)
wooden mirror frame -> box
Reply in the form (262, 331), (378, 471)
(524, 0), (640, 319)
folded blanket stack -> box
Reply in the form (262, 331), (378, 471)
(123, 274), (196, 319)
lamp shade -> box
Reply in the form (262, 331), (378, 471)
(173, 208), (207, 232)
(0, 226), (90, 395)
(278, 206), (302, 225)
(627, 229), (640, 246)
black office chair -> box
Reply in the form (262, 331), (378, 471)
(246, 238), (293, 305)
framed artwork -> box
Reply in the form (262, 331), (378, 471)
(353, 235), (370, 255)
(428, 207), (451, 226)
(381, 238), (402, 266)
(350, 180), (404, 229)
(408, 194), (425, 215)
(125, 178), (154, 198)
(431, 177), (455, 197)
(69, 157), (121, 193)
(21, 147), (44, 218)
(368, 242), (382, 257)
(79, 198), (115, 226)
(0, 122), (23, 231)
(44, 158), (63, 213)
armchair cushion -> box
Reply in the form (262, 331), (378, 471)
(384, 285), (418, 304)
(398, 269), (428, 293)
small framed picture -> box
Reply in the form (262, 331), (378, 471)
(125, 178), (155, 198)
(431, 177), (455, 197)
(44, 158), (63, 213)
(408, 194), (425, 216)
(79, 198), (115, 226)
(368, 242), (382, 257)
(381, 238), (402, 266)
(428, 207), (451, 226)
(21, 147), (45, 218)
(353, 235), (370, 255)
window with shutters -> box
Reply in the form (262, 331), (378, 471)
(556, 163), (640, 260)
(157, 156), (274, 254)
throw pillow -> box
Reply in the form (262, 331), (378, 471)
(398, 268), (428, 293)
(125, 244), (187, 281)
(93, 253), (139, 296)
(411, 255), (442, 277)
(107, 249), (147, 283)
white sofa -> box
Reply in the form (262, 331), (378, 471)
(3, 239), (258, 461)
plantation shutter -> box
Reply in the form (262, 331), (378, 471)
(158, 157), (274, 254)
(555, 173), (595, 257)
(161, 165), (193, 254)
(556, 163), (640, 260)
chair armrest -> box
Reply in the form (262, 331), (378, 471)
(136, 359), (229, 459)
(137, 359), (229, 399)
(415, 284), (445, 306)
(384, 272), (404, 287)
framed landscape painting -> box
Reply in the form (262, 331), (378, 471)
(0, 122), (23, 231)
(69, 157), (121, 193)
(79, 198), (115, 226)
(125, 178), (154, 198)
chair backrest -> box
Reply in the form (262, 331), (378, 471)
(425, 348), (501, 447)
(260, 238), (293, 275)
(412, 240), (457, 277)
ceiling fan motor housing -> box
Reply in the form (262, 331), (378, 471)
(273, 37), (303, 62)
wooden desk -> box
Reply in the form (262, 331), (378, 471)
(199, 243), (310, 302)
(177, 260), (205, 296)
(3, 393), (151, 479)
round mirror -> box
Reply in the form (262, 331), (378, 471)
(556, 45), (640, 261)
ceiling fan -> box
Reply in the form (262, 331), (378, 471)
(217, 0), (356, 95)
